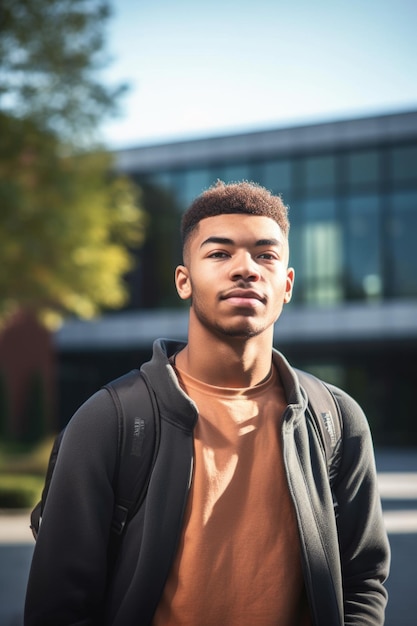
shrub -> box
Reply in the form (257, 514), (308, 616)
(0, 474), (43, 508)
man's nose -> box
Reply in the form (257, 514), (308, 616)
(230, 252), (260, 281)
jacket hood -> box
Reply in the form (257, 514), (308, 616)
(140, 338), (198, 431)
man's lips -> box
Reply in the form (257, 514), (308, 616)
(220, 289), (266, 306)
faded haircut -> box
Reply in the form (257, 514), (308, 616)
(181, 180), (290, 247)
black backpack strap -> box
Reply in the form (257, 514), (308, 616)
(30, 428), (66, 539)
(30, 370), (160, 544)
(103, 369), (160, 537)
(295, 369), (343, 487)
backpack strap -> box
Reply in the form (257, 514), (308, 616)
(103, 369), (160, 536)
(30, 428), (66, 539)
(295, 369), (343, 487)
(30, 370), (160, 543)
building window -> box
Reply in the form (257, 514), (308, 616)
(346, 150), (380, 189)
(387, 190), (417, 297)
(219, 162), (251, 184)
(144, 171), (176, 194)
(259, 159), (292, 195)
(290, 198), (343, 305)
(390, 145), (417, 183)
(181, 168), (212, 209)
(345, 195), (382, 300)
(304, 155), (337, 193)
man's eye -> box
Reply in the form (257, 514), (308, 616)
(258, 253), (276, 260)
(208, 251), (228, 258)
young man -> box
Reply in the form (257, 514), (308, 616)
(25, 181), (390, 625)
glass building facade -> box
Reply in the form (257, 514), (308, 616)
(121, 122), (417, 309)
(56, 110), (417, 445)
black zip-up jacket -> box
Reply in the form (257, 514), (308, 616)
(25, 339), (390, 626)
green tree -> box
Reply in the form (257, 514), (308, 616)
(0, 0), (146, 326)
(0, 0), (126, 141)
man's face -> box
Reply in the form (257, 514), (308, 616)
(175, 213), (294, 340)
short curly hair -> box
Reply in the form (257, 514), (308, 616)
(181, 180), (290, 246)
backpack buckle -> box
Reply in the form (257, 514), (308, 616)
(111, 504), (129, 535)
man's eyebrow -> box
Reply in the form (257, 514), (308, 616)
(200, 236), (234, 248)
(255, 238), (283, 248)
(200, 236), (283, 248)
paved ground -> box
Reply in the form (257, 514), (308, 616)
(1, 447), (416, 626)
(375, 448), (417, 626)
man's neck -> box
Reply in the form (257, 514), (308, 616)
(176, 330), (274, 389)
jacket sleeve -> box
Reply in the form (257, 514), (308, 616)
(24, 389), (119, 626)
(331, 386), (391, 626)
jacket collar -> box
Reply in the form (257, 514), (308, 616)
(141, 339), (198, 431)
(141, 339), (307, 429)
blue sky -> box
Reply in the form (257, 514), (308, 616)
(100, 0), (417, 148)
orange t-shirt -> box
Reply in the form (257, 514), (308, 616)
(152, 364), (310, 626)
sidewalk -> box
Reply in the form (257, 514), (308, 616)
(1, 467), (417, 543)
(0, 510), (33, 545)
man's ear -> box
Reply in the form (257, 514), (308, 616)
(283, 267), (295, 304)
(175, 265), (192, 300)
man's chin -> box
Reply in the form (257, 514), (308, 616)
(215, 324), (264, 339)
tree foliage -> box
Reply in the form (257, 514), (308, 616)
(0, 113), (146, 326)
(0, 0), (146, 327)
(0, 0), (126, 142)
